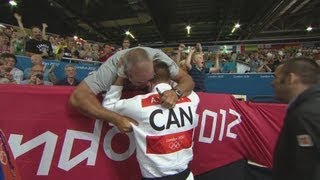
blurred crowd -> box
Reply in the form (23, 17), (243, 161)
(168, 43), (320, 74)
(0, 13), (130, 62)
(1, 13), (320, 87)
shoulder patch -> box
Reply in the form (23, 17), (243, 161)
(297, 134), (314, 147)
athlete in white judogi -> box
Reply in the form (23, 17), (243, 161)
(103, 61), (199, 179)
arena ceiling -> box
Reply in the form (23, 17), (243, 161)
(1, 0), (320, 46)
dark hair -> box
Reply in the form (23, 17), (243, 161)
(1, 53), (17, 64)
(153, 60), (170, 83)
(123, 37), (130, 42)
(282, 57), (320, 85)
(103, 43), (111, 48)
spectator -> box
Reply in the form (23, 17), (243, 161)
(99, 43), (114, 62)
(248, 52), (263, 72)
(79, 42), (99, 61)
(58, 64), (80, 86)
(257, 59), (272, 72)
(1, 53), (23, 84)
(122, 37), (130, 50)
(169, 44), (186, 66)
(0, 33), (10, 54)
(220, 54), (237, 73)
(48, 36), (58, 56)
(102, 61), (199, 179)
(92, 43), (100, 60)
(272, 57), (320, 180)
(57, 39), (79, 60)
(195, 42), (203, 53)
(185, 47), (219, 92)
(0, 57), (13, 84)
(10, 13), (28, 55)
(21, 64), (52, 85)
(10, 30), (27, 55)
(23, 54), (57, 84)
(25, 26), (53, 58)
(55, 36), (68, 55)
(69, 47), (194, 133)
(2, 27), (13, 40)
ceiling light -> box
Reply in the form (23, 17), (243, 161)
(306, 26), (313, 32)
(125, 30), (135, 39)
(231, 27), (236, 34)
(231, 23), (241, 34)
(9, 0), (17, 6)
(186, 25), (191, 34)
(129, 33), (135, 39)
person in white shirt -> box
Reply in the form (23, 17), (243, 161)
(103, 60), (200, 179)
(1, 53), (23, 84)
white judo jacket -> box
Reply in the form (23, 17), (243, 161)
(102, 83), (200, 178)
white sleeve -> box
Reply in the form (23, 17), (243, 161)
(102, 86), (141, 120)
(102, 85), (123, 108)
(13, 69), (24, 84)
(104, 96), (142, 121)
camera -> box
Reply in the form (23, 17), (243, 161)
(35, 74), (44, 80)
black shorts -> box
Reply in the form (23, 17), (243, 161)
(142, 168), (191, 180)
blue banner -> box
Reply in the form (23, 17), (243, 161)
(206, 73), (275, 101)
(15, 56), (275, 101)
(15, 56), (100, 82)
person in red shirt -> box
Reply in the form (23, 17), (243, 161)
(99, 43), (114, 62)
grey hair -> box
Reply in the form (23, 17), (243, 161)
(65, 64), (75, 71)
(123, 48), (152, 72)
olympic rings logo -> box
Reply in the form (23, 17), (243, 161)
(169, 141), (182, 150)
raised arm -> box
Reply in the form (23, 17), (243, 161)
(48, 64), (57, 84)
(13, 13), (27, 37)
(185, 47), (195, 70)
(42, 23), (48, 41)
(209, 51), (220, 73)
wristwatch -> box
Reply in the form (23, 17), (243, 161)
(172, 87), (183, 99)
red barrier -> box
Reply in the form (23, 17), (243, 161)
(0, 85), (286, 179)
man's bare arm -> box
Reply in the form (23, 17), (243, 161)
(160, 68), (194, 108)
(172, 68), (194, 96)
(69, 81), (136, 132)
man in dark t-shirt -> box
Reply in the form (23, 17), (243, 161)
(25, 26), (53, 58)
